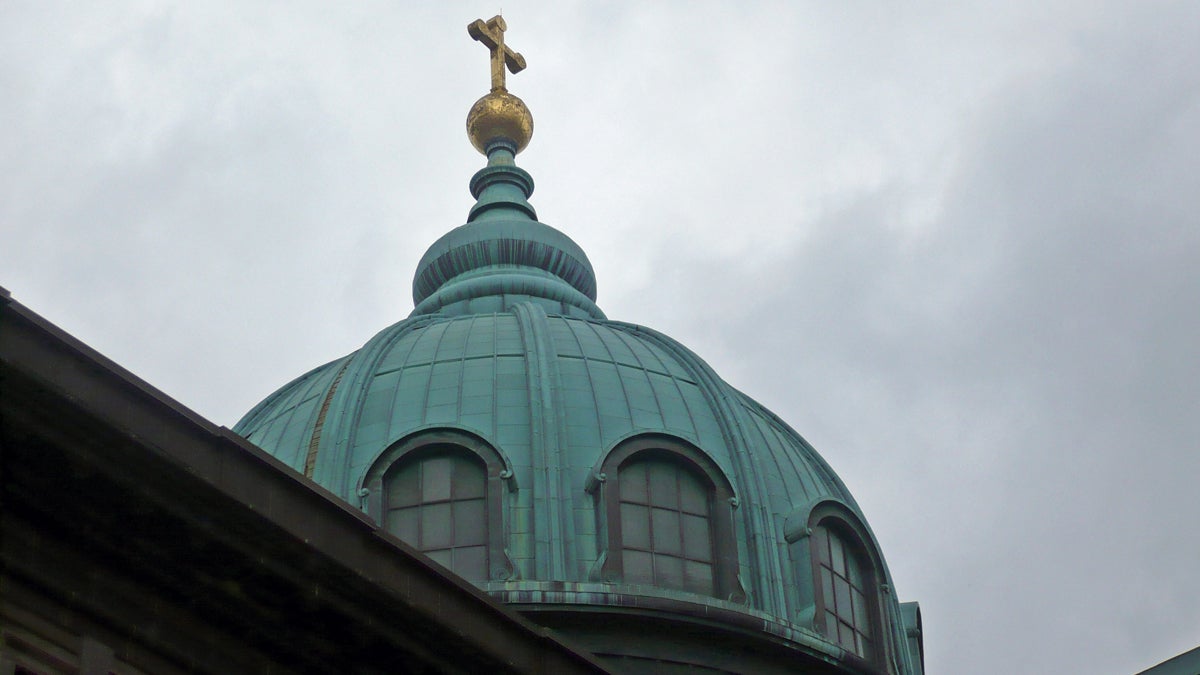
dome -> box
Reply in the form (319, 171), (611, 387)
(236, 196), (922, 673)
(236, 21), (923, 674)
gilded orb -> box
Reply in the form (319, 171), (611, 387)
(466, 91), (534, 155)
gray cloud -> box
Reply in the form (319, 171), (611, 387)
(634, 6), (1200, 672)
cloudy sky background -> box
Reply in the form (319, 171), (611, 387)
(3, 2), (1197, 673)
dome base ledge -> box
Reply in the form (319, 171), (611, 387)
(483, 581), (863, 674)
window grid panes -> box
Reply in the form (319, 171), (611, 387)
(385, 450), (488, 581)
(815, 526), (873, 659)
(619, 458), (714, 595)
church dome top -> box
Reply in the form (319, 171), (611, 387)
(409, 14), (602, 322)
(235, 16), (923, 675)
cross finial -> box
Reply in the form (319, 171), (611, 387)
(468, 15), (527, 92)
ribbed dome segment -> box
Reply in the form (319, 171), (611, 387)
(235, 307), (885, 609)
(239, 310), (845, 498)
(234, 296), (925, 672)
(410, 143), (602, 320)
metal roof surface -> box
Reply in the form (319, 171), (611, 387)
(233, 143), (922, 675)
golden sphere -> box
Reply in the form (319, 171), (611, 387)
(466, 91), (534, 155)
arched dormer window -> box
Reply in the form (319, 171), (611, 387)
(386, 448), (487, 578)
(813, 523), (878, 660)
(362, 430), (514, 582)
(791, 501), (888, 669)
(589, 436), (744, 603)
(619, 456), (714, 594)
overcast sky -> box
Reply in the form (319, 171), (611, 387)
(3, 3), (1198, 673)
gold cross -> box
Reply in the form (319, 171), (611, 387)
(468, 15), (527, 92)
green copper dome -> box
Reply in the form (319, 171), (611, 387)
(235, 33), (923, 672)
(235, 155), (923, 672)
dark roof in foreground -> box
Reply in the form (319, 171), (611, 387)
(0, 287), (610, 674)
(1136, 645), (1200, 675)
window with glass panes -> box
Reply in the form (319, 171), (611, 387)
(813, 525), (875, 659)
(385, 449), (488, 581)
(618, 458), (715, 595)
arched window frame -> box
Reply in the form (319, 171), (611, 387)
(788, 499), (892, 672)
(362, 429), (516, 581)
(587, 435), (745, 603)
